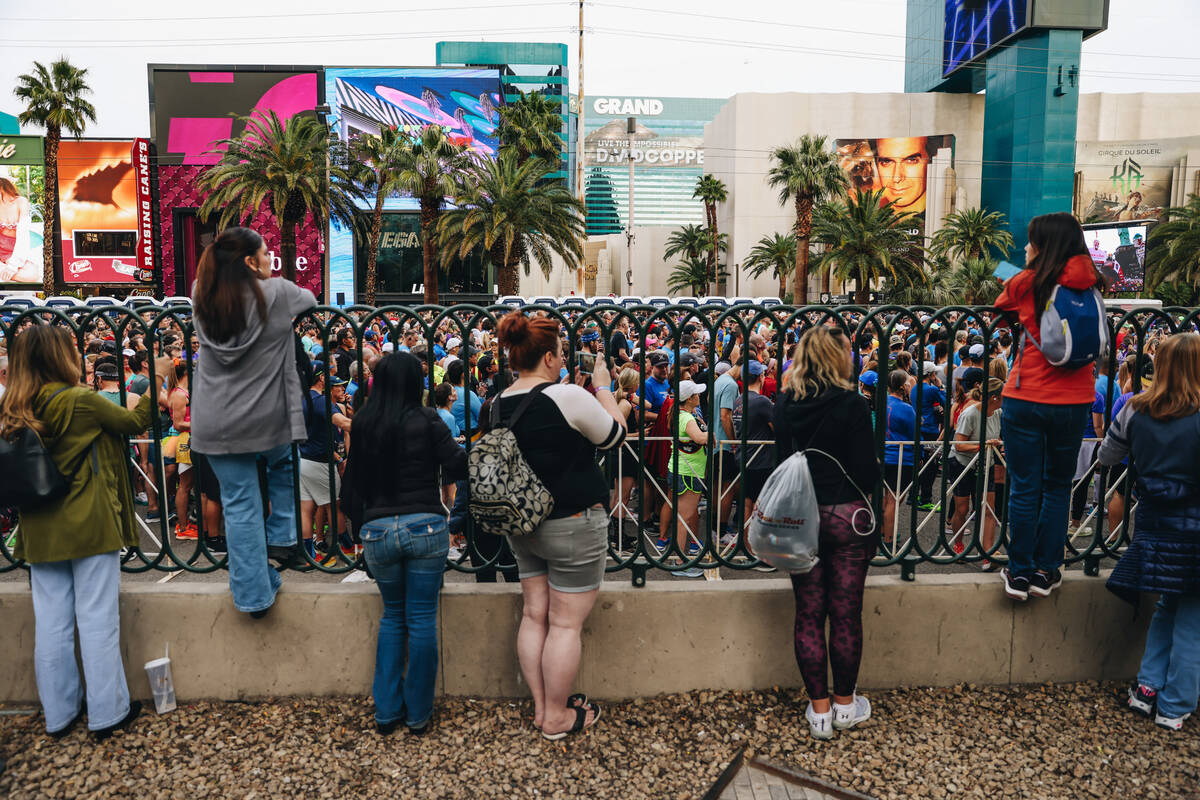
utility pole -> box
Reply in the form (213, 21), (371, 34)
(625, 116), (635, 293)
(575, 0), (586, 296)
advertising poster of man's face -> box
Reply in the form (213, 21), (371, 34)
(835, 135), (953, 221)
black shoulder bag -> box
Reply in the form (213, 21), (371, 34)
(0, 387), (77, 510)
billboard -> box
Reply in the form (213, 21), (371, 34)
(324, 67), (503, 302)
(148, 66), (323, 297)
(57, 140), (145, 284)
(836, 135), (955, 220)
(1084, 221), (1148, 293)
(0, 134), (44, 285)
(1074, 136), (1200, 224)
(943, 0), (1029, 76)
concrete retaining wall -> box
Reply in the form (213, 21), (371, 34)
(0, 572), (1151, 704)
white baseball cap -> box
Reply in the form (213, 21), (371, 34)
(446, 337), (462, 350)
(678, 380), (707, 402)
(969, 343), (985, 358)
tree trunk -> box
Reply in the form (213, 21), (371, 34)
(778, 269), (788, 302)
(820, 258), (831, 294)
(706, 200), (718, 296)
(280, 217), (298, 283)
(42, 128), (61, 295)
(493, 240), (519, 296)
(856, 268), (869, 305)
(420, 195), (439, 305)
(366, 182), (385, 305)
(793, 195), (813, 305)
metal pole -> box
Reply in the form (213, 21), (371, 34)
(576, 0), (586, 296)
(626, 116), (635, 295)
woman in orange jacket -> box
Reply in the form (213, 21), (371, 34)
(993, 212), (1105, 602)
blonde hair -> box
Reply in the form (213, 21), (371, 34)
(1130, 333), (1200, 421)
(615, 367), (639, 403)
(0, 326), (83, 437)
(783, 326), (852, 400)
(988, 356), (1008, 381)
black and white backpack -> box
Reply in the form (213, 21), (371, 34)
(467, 382), (555, 537)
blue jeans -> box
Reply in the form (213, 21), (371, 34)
(362, 512), (448, 728)
(1138, 594), (1200, 719)
(206, 444), (297, 613)
(30, 551), (131, 732)
(1001, 397), (1089, 578)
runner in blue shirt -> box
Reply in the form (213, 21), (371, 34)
(883, 369), (917, 545)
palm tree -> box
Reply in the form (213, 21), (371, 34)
(14, 58), (96, 294)
(931, 207), (1014, 266)
(393, 126), (468, 304)
(496, 90), (563, 166)
(437, 150), (584, 297)
(742, 232), (796, 300)
(664, 224), (712, 263)
(198, 112), (328, 282)
(1145, 193), (1200, 294)
(810, 189), (924, 305)
(693, 174), (728, 293)
(667, 255), (722, 297)
(347, 127), (413, 305)
(766, 135), (848, 304)
(947, 257), (1003, 305)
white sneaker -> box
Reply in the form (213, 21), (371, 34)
(719, 532), (738, 548)
(805, 702), (834, 740)
(1155, 710), (1192, 731)
(832, 693), (871, 730)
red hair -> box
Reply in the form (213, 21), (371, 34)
(497, 311), (559, 371)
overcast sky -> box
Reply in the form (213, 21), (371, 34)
(2, 0), (1198, 137)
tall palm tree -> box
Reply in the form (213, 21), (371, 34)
(14, 58), (96, 294)
(810, 189), (924, 305)
(947, 257), (1003, 305)
(393, 126), (467, 304)
(1145, 193), (1200, 294)
(198, 112), (328, 282)
(693, 174), (728, 293)
(437, 150), (584, 297)
(931, 207), (1014, 266)
(348, 127), (413, 305)
(766, 135), (848, 304)
(496, 90), (563, 167)
(664, 223), (712, 263)
(667, 255), (721, 297)
(742, 232), (796, 300)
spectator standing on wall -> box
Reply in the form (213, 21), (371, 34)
(994, 213), (1105, 602)
(1099, 333), (1200, 732)
(492, 311), (626, 740)
(0, 326), (154, 739)
(774, 325), (881, 740)
(190, 227), (316, 618)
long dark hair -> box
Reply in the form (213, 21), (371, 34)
(350, 352), (424, 467)
(192, 227), (267, 343)
(1027, 212), (1101, 313)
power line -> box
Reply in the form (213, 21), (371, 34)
(0, 25), (575, 48)
(2, 1), (571, 24)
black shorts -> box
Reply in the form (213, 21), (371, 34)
(1110, 465), (1135, 497)
(882, 463), (914, 493)
(743, 469), (773, 503)
(191, 451), (221, 500)
(947, 457), (998, 498)
(716, 450), (741, 484)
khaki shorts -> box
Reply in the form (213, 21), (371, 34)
(508, 507), (608, 593)
(298, 458), (340, 506)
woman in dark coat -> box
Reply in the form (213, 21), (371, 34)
(1098, 332), (1200, 732)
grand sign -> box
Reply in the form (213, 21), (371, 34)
(592, 97), (664, 116)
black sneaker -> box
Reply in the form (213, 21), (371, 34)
(1128, 684), (1157, 717)
(1028, 569), (1063, 598)
(267, 543), (303, 568)
(203, 535), (227, 554)
(93, 700), (141, 740)
(1002, 568), (1030, 601)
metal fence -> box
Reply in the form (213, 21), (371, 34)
(2, 300), (1197, 584)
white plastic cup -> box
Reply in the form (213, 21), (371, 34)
(144, 656), (177, 714)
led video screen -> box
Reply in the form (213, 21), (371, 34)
(943, 0), (1029, 76)
(58, 140), (141, 284)
(0, 135), (45, 285)
(1084, 222), (1148, 293)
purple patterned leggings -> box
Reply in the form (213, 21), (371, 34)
(789, 501), (874, 701)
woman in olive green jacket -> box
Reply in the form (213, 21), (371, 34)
(0, 325), (152, 739)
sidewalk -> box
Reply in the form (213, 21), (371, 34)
(0, 681), (1193, 799)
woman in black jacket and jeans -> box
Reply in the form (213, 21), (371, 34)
(346, 353), (467, 735)
(774, 326), (881, 741)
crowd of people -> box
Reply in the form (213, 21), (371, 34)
(1, 213), (1198, 742)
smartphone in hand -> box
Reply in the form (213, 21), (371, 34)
(577, 353), (596, 374)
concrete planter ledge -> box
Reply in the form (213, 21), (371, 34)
(0, 572), (1151, 704)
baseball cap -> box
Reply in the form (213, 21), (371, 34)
(648, 352), (669, 367)
(330, 374), (348, 387)
(380, 341), (395, 352)
(714, 361), (732, 376)
(678, 380), (706, 402)
(95, 363), (119, 380)
(961, 367), (986, 391)
(311, 360), (326, 374)
(445, 337), (462, 350)
(859, 370), (878, 387)
(679, 352), (700, 368)
(745, 359), (766, 376)
(922, 362), (938, 376)
(889, 334), (904, 347)
(968, 343), (985, 359)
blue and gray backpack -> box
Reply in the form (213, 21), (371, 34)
(1027, 285), (1109, 370)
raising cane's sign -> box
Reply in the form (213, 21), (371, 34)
(133, 138), (155, 282)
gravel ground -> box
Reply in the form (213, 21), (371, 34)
(0, 681), (1195, 799)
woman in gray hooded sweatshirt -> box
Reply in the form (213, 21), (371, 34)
(190, 227), (316, 617)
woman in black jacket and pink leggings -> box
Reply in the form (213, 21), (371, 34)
(774, 326), (882, 740)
